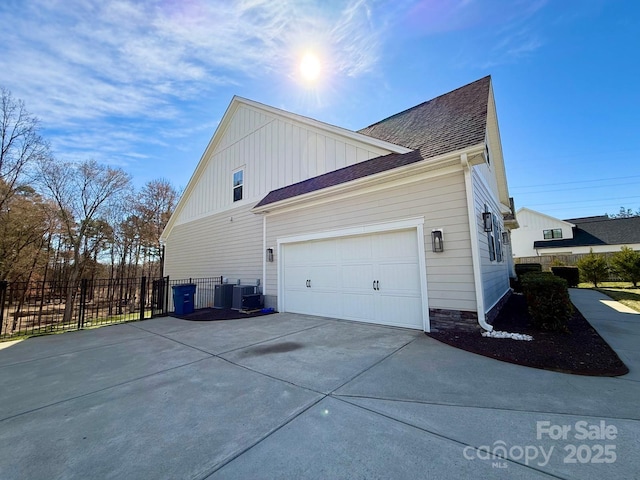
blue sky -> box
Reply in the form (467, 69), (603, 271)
(1, 0), (638, 220)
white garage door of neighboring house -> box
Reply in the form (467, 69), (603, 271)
(282, 229), (425, 330)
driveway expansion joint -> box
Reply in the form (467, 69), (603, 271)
(0, 356), (212, 424)
(196, 395), (327, 480)
(332, 395), (567, 479)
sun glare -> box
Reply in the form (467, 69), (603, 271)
(299, 52), (321, 82)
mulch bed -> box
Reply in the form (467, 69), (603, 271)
(173, 308), (275, 322)
(427, 293), (629, 376)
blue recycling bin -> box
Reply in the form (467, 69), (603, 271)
(172, 284), (196, 315)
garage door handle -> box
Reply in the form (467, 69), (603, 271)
(373, 280), (380, 291)
(372, 280), (376, 290)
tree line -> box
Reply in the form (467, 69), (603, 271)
(0, 87), (179, 289)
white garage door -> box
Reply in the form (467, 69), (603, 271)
(282, 229), (424, 330)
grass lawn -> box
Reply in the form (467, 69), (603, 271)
(578, 281), (640, 313)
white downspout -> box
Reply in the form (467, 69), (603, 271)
(462, 154), (493, 332)
(262, 215), (266, 295)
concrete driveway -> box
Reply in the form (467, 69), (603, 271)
(0, 311), (638, 479)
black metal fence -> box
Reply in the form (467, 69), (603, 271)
(0, 275), (227, 340)
(0, 277), (230, 339)
(0, 276), (161, 339)
(164, 277), (223, 312)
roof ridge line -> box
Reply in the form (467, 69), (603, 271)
(358, 75), (491, 131)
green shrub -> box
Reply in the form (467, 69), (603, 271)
(609, 246), (640, 287)
(551, 266), (580, 287)
(515, 263), (542, 278)
(576, 249), (609, 287)
(521, 273), (572, 332)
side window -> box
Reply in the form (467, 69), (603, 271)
(494, 214), (503, 262)
(543, 229), (562, 239)
(233, 169), (243, 202)
(486, 212), (503, 263)
(488, 231), (496, 261)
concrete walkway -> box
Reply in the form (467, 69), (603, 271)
(0, 298), (638, 479)
(569, 288), (640, 382)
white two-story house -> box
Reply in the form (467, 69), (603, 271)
(512, 207), (640, 258)
(160, 76), (518, 333)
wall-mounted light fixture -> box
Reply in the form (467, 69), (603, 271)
(266, 248), (274, 262)
(502, 231), (510, 245)
(482, 206), (493, 232)
(431, 229), (444, 253)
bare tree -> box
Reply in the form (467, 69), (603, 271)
(38, 158), (131, 323)
(0, 184), (53, 282)
(0, 87), (50, 213)
(135, 178), (180, 278)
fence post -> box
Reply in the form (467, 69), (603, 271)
(0, 281), (7, 336)
(164, 276), (170, 314)
(139, 276), (147, 321)
(78, 278), (88, 330)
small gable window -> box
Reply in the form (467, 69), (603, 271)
(233, 169), (243, 202)
(543, 229), (562, 239)
(485, 142), (491, 165)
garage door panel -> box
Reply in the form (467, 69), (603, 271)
(308, 264), (340, 289)
(378, 262), (421, 296)
(308, 291), (341, 317)
(284, 265), (310, 290)
(339, 235), (373, 261)
(285, 242), (311, 265)
(306, 238), (338, 262)
(285, 290), (310, 314)
(341, 292), (376, 322)
(375, 230), (417, 260)
(341, 263), (375, 293)
(282, 229), (425, 330)
(375, 296), (423, 329)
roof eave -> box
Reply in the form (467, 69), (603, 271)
(252, 144), (483, 214)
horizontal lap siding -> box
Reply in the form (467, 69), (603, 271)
(265, 171), (477, 312)
(164, 204), (262, 282)
(472, 168), (510, 311)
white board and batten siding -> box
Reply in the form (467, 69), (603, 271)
(171, 104), (396, 227)
(265, 171), (477, 325)
(471, 168), (510, 312)
(164, 103), (400, 280)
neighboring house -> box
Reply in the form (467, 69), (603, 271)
(512, 207), (640, 257)
(160, 76), (519, 333)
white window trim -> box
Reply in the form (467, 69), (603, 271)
(232, 167), (244, 202)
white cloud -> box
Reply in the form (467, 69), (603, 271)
(0, 0), (384, 169)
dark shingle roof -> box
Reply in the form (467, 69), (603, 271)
(534, 216), (640, 249)
(255, 76), (491, 209)
(255, 149), (424, 208)
(357, 76), (491, 157)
